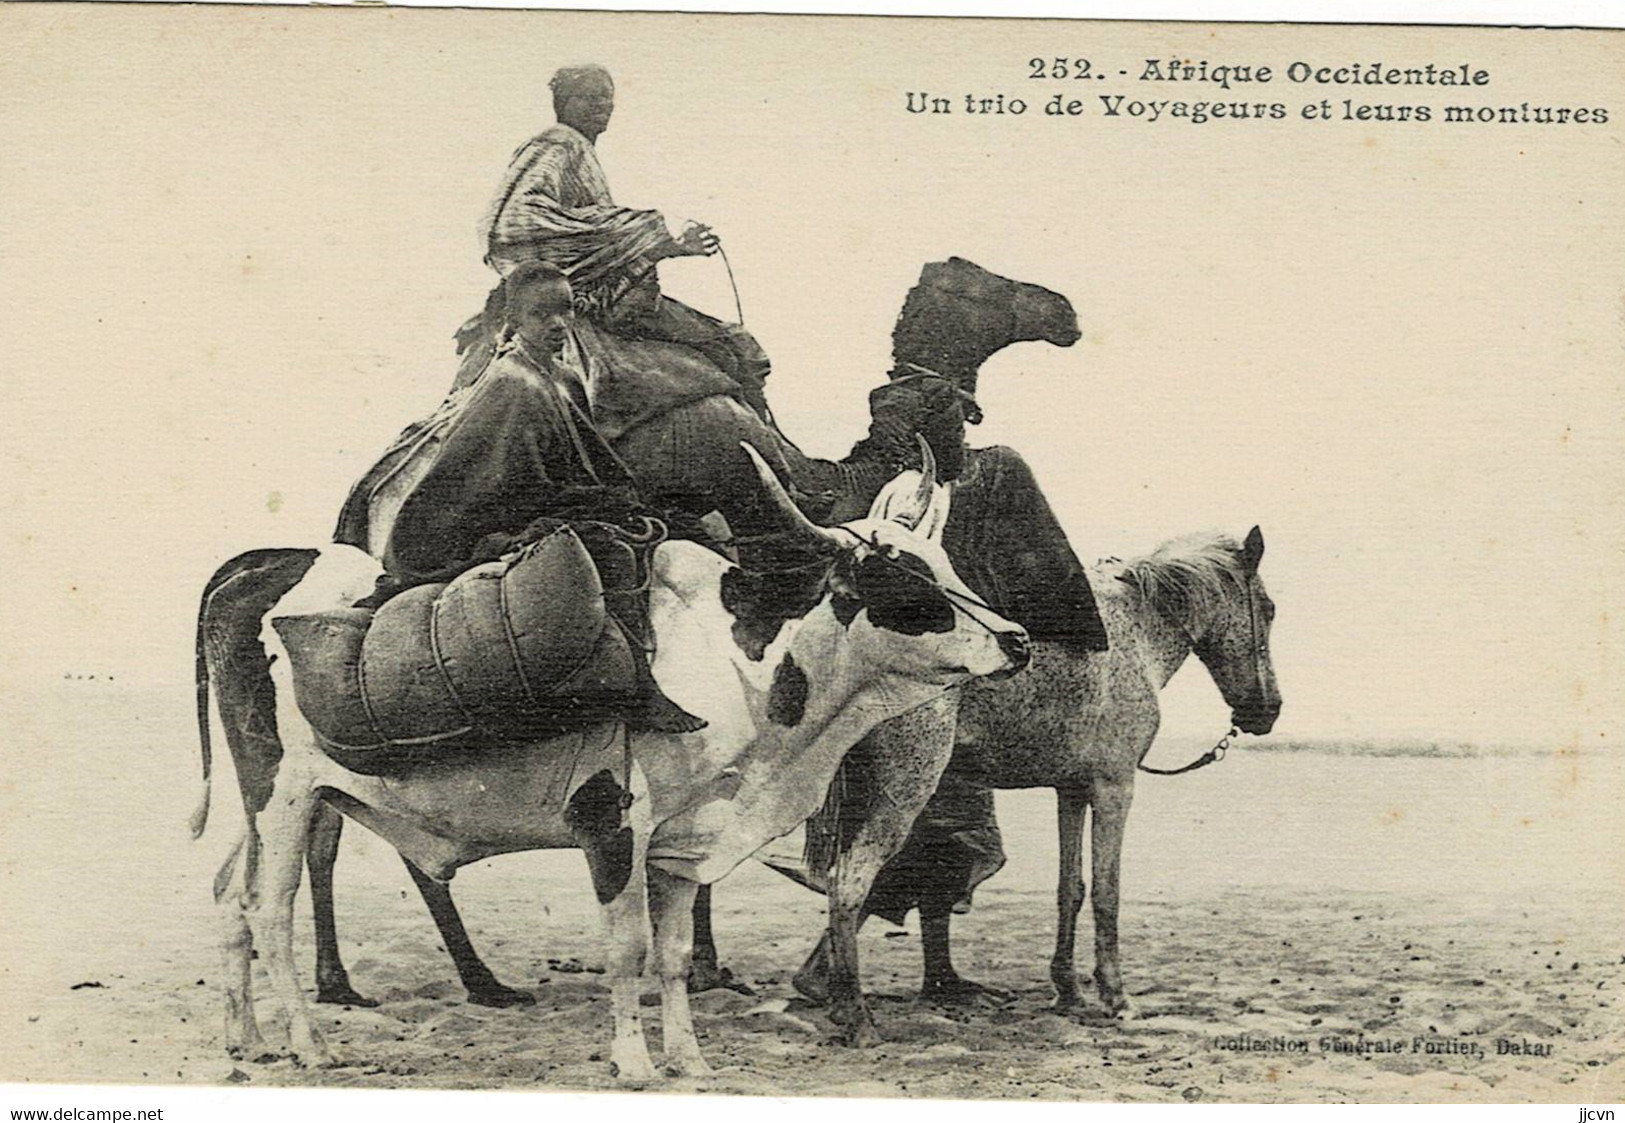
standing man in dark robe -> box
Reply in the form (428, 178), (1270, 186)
(455, 64), (771, 419)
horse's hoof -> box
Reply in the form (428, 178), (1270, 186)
(1104, 996), (1137, 1021)
(467, 984), (536, 1008)
(316, 984), (379, 1008)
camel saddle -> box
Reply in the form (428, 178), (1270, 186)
(272, 526), (639, 772)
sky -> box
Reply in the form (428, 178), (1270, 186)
(1, 7), (1621, 746)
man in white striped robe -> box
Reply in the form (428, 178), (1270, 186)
(457, 64), (771, 418)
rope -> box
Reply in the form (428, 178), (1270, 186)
(716, 241), (745, 326)
(620, 723), (635, 812)
(834, 526), (1008, 637)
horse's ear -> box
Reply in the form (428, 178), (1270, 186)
(1241, 526), (1265, 574)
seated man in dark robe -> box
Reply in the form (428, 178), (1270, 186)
(375, 262), (706, 735)
(454, 63), (770, 419)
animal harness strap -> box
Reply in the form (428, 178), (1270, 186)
(1137, 726), (1238, 776)
(620, 723), (635, 811)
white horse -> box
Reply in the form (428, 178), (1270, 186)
(788, 528), (1281, 1040)
(196, 447), (1029, 1082)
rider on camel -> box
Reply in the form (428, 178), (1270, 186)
(455, 64), (771, 420)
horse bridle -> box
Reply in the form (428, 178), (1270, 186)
(1139, 566), (1268, 777)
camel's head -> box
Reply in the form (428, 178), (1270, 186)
(891, 257), (1080, 396)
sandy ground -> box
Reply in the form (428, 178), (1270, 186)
(2, 682), (1623, 1102)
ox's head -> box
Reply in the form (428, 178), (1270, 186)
(738, 440), (1029, 685)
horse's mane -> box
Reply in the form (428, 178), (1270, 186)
(1116, 532), (1244, 636)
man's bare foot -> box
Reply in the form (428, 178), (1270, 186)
(466, 982), (536, 1008)
(687, 961), (755, 996)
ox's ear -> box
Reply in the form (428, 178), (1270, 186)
(1241, 526), (1265, 575)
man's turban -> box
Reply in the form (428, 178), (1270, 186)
(549, 64), (614, 101)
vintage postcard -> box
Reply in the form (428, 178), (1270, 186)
(0, 3), (1621, 1108)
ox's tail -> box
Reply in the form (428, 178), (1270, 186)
(190, 548), (321, 839)
(191, 586), (214, 839)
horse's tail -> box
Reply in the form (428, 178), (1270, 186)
(802, 759), (847, 878)
(804, 740), (883, 878)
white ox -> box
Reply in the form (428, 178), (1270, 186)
(204, 446), (1028, 1083)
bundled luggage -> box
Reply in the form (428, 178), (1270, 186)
(273, 527), (640, 769)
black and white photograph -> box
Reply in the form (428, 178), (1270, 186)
(1, 4), (1621, 1107)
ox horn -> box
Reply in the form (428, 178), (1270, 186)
(889, 435), (938, 531)
(740, 443), (846, 554)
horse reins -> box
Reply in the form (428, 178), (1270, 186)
(1137, 725), (1239, 776)
(715, 240), (745, 326)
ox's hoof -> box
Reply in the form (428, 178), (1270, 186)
(663, 1052), (715, 1078)
(467, 983), (536, 1008)
(224, 1034), (268, 1062)
(293, 1050), (339, 1070)
(290, 1044), (335, 1069)
(289, 1024), (334, 1069)
(608, 1057), (661, 1086)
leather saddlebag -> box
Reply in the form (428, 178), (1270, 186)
(272, 527), (639, 765)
